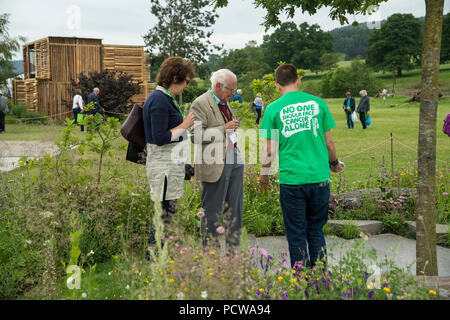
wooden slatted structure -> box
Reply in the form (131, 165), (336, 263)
(14, 36), (152, 120)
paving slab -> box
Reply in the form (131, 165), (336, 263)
(0, 141), (57, 172)
(328, 219), (383, 235)
(405, 221), (450, 240)
(248, 233), (450, 277)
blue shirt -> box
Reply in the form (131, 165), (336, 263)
(232, 94), (242, 104)
(143, 89), (184, 146)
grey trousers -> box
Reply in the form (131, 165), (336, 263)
(201, 148), (244, 248)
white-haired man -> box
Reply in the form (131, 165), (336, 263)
(190, 69), (244, 249)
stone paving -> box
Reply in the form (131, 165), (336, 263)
(0, 140), (57, 171)
(246, 233), (450, 299)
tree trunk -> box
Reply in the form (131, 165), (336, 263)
(416, 0), (444, 277)
(397, 68), (402, 77)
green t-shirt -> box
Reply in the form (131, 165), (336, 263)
(259, 91), (336, 185)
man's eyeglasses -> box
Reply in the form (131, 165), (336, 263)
(224, 85), (236, 94)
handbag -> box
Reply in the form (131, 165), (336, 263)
(351, 111), (359, 123)
(121, 104), (146, 149)
(365, 115), (371, 126)
(77, 113), (84, 123)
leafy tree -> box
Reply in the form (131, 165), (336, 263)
(330, 22), (376, 59)
(0, 13), (25, 93)
(216, 41), (271, 101)
(261, 22), (333, 72)
(366, 14), (423, 77)
(320, 59), (382, 98)
(320, 52), (340, 71)
(440, 12), (450, 63)
(215, 0), (388, 30)
(143, 0), (221, 69)
(70, 70), (141, 114)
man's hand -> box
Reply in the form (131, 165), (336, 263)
(223, 119), (239, 131)
(260, 175), (270, 190)
(330, 163), (343, 173)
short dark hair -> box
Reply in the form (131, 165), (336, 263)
(156, 56), (195, 88)
(275, 64), (298, 86)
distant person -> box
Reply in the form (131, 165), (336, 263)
(382, 88), (388, 105)
(0, 91), (9, 134)
(232, 89), (243, 104)
(259, 63), (343, 269)
(72, 89), (85, 132)
(87, 88), (103, 115)
(254, 93), (264, 125)
(357, 90), (370, 130)
(342, 91), (355, 129)
(87, 87), (104, 131)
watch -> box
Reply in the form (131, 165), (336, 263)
(329, 159), (339, 167)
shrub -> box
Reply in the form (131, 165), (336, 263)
(9, 102), (49, 124)
(320, 59), (382, 98)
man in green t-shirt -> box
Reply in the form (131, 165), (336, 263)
(259, 64), (343, 269)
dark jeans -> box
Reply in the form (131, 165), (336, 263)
(0, 112), (5, 132)
(73, 108), (84, 131)
(359, 111), (367, 129)
(255, 108), (262, 125)
(279, 181), (330, 269)
(345, 111), (353, 129)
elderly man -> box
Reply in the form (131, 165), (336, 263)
(190, 69), (244, 249)
(87, 88), (103, 115)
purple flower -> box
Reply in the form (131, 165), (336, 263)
(304, 289), (309, 298)
(368, 290), (374, 299)
(443, 192), (448, 196)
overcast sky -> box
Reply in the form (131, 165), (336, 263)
(3, 0), (450, 60)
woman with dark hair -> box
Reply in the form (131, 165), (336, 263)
(342, 91), (355, 129)
(143, 56), (195, 258)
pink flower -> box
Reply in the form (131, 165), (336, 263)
(248, 247), (256, 255)
(216, 226), (225, 234)
(443, 192), (448, 196)
(197, 211), (205, 218)
(260, 248), (268, 257)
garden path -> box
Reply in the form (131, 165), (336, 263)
(0, 140), (57, 171)
(248, 233), (450, 298)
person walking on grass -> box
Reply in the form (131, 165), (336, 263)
(0, 91), (9, 134)
(342, 91), (355, 129)
(357, 90), (370, 130)
(259, 63), (343, 269)
(254, 93), (264, 125)
(72, 89), (85, 132)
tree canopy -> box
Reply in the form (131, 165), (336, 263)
(440, 12), (450, 63)
(143, 0), (221, 73)
(0, 13), (24, 93)
(214, 0), (389, 30)
(366, 13), (423, 76)
(261, 22), (333, 72)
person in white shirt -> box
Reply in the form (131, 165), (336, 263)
(72, 89), (84, 131)
(382, 88), (388, 105)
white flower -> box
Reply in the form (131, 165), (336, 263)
(176, 292), (185, 300)
(87, 250), (94, 256)
(40, 211), (53, 218)
(25, 240), (32, 245)
(81, 292), (87, 298)
(126, 285), (130, 290)
(108, 271), (112, 276)
(201, 291), (208, 299)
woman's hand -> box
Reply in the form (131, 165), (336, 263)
(182, 112), (195, 129)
